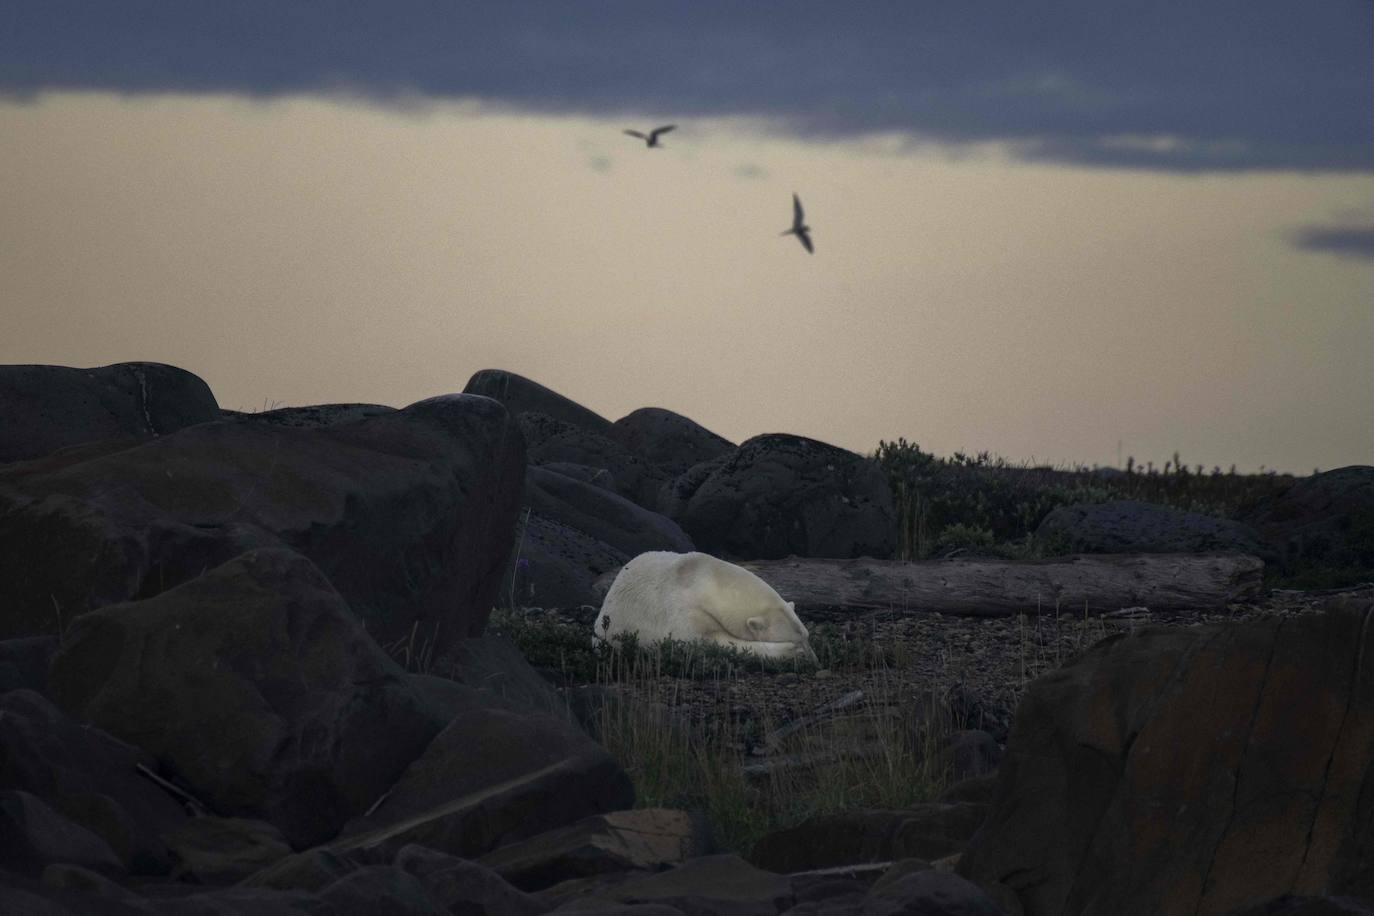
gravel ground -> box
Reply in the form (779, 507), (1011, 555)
(552, 584), (1373, 753)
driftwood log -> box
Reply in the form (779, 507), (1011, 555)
(729, 553), (1264, 617)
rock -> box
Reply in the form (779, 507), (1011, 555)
(318, 866), (448, 915)
(505, 513), (630, 609)
(48, 549), (444, 849)
(0, 635), (58, 693)
(1225, 896), (1374, 915)
(748, 803), (989, 874)
(335, 703), (633, 862)
(220, 403), (395, 427)
(465, 369), (614, 436)
(957, 598), (1374, 916)
(659, 434), (897, 560)
(0, 883), (78, 916)
(937, 774), (1000, 807)
(527, 466), (694, 560)
(1243, 466), (1374, 585)
(163, 817), (293, 885)
(136, 886), (331, 914)
(41, 863), (144, 903)
(0, 789), (124, 877)
(394, 844), (548, 916)
(543, 463), (618, 490)
(862, 868), (1007, 916)
(608, 408), (735, 480)
(478, 808), (712, 891)
(0, 362), (220, 464)
(1034, 499), (1268, 557)
(0, 392), (526, 652)
(437, 634), (575, 720)
(0, 689), (188, 874)
(519, 413), (670, 511)
(542, 854), (793, 915)
(239, 848), (361, 892)
(938, 730), (1003, 784)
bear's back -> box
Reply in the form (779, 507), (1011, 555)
(596, 550), (693, 643)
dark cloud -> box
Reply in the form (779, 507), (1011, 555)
(3, 1), (1372, 172)
(1289, 226), (1374, 260)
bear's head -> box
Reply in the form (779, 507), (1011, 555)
(744, 600), (816, 662)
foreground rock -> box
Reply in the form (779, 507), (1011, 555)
(608, 407), (735, 480)
(0, 362), (221, 464)
(748, 803), (990, 874)
(334, 701), (633, 862)
(1036, 499), (1268, 557)
(48, 549), (444, 848)
(958, 597), (1374, 915)
(660, 433), (897, 560)
(0, 392), (525, 651)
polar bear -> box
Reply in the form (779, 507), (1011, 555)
(593, 551), (817, 663)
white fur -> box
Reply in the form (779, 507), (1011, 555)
(593, 551), (815, 662)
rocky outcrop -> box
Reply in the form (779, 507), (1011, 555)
(518, 411), (670, 511)
(609, 407), (735, 480)
(465, 368), (614, 436)
(1243, 466), (1374, 585)
(958, 597), (1374, 916)
(1035, 499), (1269, 557)
(660, 433), (898, 560)
(0, 392), (525, 651)
(48, 549), (445, 849)
(0, 362), (221, 464)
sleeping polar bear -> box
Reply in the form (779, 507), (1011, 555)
(594, 551), (817, 663)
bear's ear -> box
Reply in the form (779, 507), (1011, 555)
(746, 616), (766, 634)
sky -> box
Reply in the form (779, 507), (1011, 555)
(2, 3), (1372, 474)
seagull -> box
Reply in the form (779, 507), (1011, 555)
(623, 125), (676, 148)
(781, 193), (814, 253)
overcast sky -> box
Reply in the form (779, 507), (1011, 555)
(2, 3), (1372, 473)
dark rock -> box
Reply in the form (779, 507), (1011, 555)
(527, 466), (694, 560)
(749, 804), (989, 874)
(220, 403), (395, 428)
(0, 789), (124, 877)
(0, 362), (220, 464)
(542, 854), (792, 916)
(518, 413), (670, 511)
(861, 868), (1007, 916)
(937, 774), (1000, 807)
(1226, 896), (1374, 915)
(0, 689), (187, 875)
(465, 370), (614, 436)
(163, 817), (293, 885)
(0, 883), (80, 916)
(135, 885), (331, 914)
(939, 730), (1003, 784)
(608, 408), (735, 480)
(659, 434), (897, 560)
(41, 863), (143, 902)
(239, 848), (361, 892)
(478, 808), (712, 891)
(958, 598), (1374, 916)
(0, 636), (58, 693)
(0, 392), (525, 652)
(393, 844), (548, 915)
(504, 513), (629, 609)
(1243, 466), (1374, 584)
(1035, 499), (1268, 556)
(437, 634), (575, 720)
(542, 463), (618, 490)
(335, 703), (633, 862)
(48, 549), (443, 849)
(318, 865), (447, 915)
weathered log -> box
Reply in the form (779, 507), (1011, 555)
(734, 553), (1264, 617)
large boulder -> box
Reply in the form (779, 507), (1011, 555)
(1035, 499), (1268, 557)
(748, 803), (990, 874)
(47, 548), (446, 849)
(0, 789), (124, 878)
(334, 700), (634, 862)
(0, 690), (188, 874)
(0, 392), (525, 651)
(0, 362), (221, 464)
(609, 407), (735, 480)
(518, 412), (669, 511)
(504, 513), (630, 609)
(1242, 466), (1374, 585)
(464, 369), (613, 436)
(659, 434), (897, 560)
(526, 467), (693, 561)
(958, 598), (1374, 916)
(219, 403), (396, 428)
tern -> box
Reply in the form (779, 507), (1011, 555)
(781, 193), (814, 254)
(623, 125), (676, 148)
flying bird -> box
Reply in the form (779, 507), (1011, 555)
(623, 125), (676, 148)
(781, 193), (814, 253)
